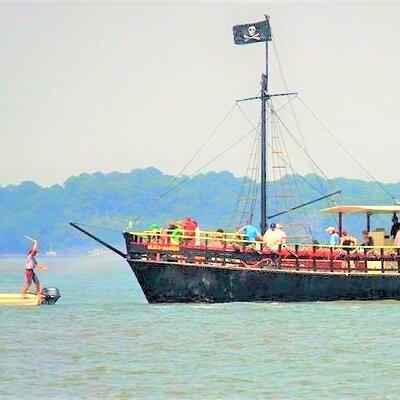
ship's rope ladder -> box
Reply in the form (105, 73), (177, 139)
(227, 121), (260, 230)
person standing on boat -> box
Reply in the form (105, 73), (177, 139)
(180, 217), (198, 246)
(390, 213), (400, 239)
(22, 240), (47, 297)
(325, 227), (340, 246)
(263, 223), (286, 251)
(236, 222), (262, 244)
(170, 222), (184, 245)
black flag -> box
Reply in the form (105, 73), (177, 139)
(232, 19), (271, 45)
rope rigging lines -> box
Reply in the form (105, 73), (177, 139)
(272, 36), (337, 199)
(129, 33), (397, 233)
(132, 103), (258, 226)
(272, 31), (398, 204)
(227, 120), (260, 230)
(269, 102), (313, 239)
(296, 95), (400, 204)
(235, 102), (331, 198)
(166, 103), (238, 190)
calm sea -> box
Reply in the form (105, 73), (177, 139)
(1, 256), (400, 399)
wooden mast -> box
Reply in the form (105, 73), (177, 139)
(260, 16), (269, 234)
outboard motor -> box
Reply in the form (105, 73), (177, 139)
(41, 287), (60, 305)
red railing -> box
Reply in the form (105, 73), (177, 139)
(125, 230), (400, 274)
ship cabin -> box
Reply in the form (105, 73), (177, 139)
(321, 205), (400, 247)
(125, 205), (400, 275)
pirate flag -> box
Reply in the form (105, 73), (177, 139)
(232, 19), (271, 45)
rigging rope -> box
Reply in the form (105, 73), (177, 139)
(272, 36), (331, 197)
(227, 123), (260, 230)
(130, 120), (259, 229)
(237, 100), (339, 235)
(130, 103), (242, 225)
(297, 96), (400, 204)
(269, 101), (314, 238)
(235, 103), (334, 198)
(167, 103), (238, 189)
(271, 101), (339, 228)
(271, 107), (335, 184)
(154, 125), (258, 202)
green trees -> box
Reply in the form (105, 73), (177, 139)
(0, 168), (398, 253)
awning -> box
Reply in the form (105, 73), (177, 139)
(320, 205), (400, 215)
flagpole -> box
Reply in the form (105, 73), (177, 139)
(260, 17), (269, 234)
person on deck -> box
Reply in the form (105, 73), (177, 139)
(361, 230), (374, 247)
(236, 222), (262, 244)
(209, 229), (226, 250)
(340, 231), (358, 248)
(148, 223), (161, 243)
(325, 227), (340, 246)
(264, 223), (286, 251)
(170, 223), (184, 245)
(180, 217), (198, 246)
(22, 240), (46, 297)
(391, 213), (400, 239)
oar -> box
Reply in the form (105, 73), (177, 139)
(24, 235), (36, 242)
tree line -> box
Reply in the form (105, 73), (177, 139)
(0, 167), (398, 253)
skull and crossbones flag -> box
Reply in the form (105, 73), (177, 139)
(232, 19), (271, 45)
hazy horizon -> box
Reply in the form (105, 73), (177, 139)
(2, 1), (400, 186)
(1, 166), (399, 190)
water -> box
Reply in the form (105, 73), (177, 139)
(1, 256), (400, 399)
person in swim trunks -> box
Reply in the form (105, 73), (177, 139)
(22, 239), (46, 297)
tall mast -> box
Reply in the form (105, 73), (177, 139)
(234, 16), (306, 232)
(260, 19), (269, 234)
(233, 15), (273, 233)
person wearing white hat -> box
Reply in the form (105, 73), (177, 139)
(325, 226), (340, 246)
(264, 222), (286, 251)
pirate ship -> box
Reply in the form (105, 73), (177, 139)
(71, 16), (400, 303)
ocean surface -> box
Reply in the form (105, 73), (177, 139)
(1, 256), (400, 399)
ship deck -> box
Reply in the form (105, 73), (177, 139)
(125, 229), (400, 276)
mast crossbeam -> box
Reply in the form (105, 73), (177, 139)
(236, 92), (297, 103)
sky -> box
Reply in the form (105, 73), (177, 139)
(1, 1), (400, 187)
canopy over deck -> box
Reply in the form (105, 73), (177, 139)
(320, 205), (400, 233)
(321, 205), (400, 215)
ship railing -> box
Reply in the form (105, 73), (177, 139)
(125, 229), (306, 246)
(125, 230), (400, 274)
(285, 244), (400, 274)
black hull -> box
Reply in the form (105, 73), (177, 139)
(128, 260), (400, 303)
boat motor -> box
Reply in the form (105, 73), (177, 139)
(41, 287), (60, 305)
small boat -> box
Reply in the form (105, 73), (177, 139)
(45, 243), (57, 257)
(0, 294), (42, 306)
(87, 248), (113, 257)
(0, 288), (60, 306)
